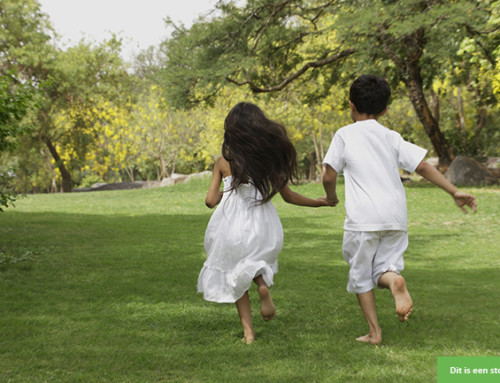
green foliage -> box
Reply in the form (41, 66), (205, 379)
(0, 185), (15, 212)
(159, 0), (499, 166)
(79, 174), (102, 188)
(0, 0), (53, 74)
(0, 72), (34, 153)
(162, 0), (350, 108)
(1, 0), (500, 192)
(0, 70), (36, 210)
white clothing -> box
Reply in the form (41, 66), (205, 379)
(342, 230), (408, 294)
(197, 176), (283, 303)
(323, 119), (427, 231)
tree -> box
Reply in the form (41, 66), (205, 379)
(336, 0), (499, 165)
(162, 0), (355, 109)
(0, 70), (34, 210)
(34, 38), (129, 192)
(162, 0), (499, 166)
(1, 0), (130, 192)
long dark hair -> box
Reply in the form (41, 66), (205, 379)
(222, 102), (298, 203)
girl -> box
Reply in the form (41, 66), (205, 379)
(197, 102), (331, 344)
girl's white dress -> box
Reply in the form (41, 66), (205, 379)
(197, 176), (283, 303)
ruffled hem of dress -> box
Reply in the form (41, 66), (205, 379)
(197, 261), (277, 303)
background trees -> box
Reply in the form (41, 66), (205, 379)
(161, 0), (500, 167)
(1, 0), (499, 195)
(1, 0), (130, 192)
(0, 70), (34, 209)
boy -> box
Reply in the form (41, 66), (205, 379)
(322, 74), (477, 344)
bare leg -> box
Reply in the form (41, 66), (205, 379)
(235, 291), (255, 344)
(378, 271), (413, 322)
(254, 275), (276, 321)
(356, 290), (382, 344)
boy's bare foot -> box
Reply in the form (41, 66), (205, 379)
(356, 331), (382, 345)
(257, 284), (276, 321)
(391, 276), (413, 322)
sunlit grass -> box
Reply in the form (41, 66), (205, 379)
(0, 179), (498, 382)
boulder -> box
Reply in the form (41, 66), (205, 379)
(185, 170), (212, 182)
(485, 157), (500, 179)
(160, 173), (188, 187)
(445, 156), (498, 186)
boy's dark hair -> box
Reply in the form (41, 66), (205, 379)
(349, 74), (391, 115)
(222, 102), (298, 203)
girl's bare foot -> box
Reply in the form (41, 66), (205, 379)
(257, 284), (276, 321)
(356, 332), (382, 345)
(241, 336), (255, 344)
(391, 276), (413, 322)
(235, 291), (255, 344)
(241, 330), (255, 344)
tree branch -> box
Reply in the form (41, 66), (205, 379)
(463, 24), (497, 67)
(252, 2), (290, 51)
(226, 48), (355, 93)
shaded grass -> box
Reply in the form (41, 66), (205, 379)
(0, 179), (498, 382)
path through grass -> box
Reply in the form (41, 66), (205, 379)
(0, 179), (498, 382)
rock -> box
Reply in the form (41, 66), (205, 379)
(89, 182), (146, 191)
(160, 173), (188, 187)
(485, 158), (500, 179)
(74, 181), (159, 192)
(160, 171), (211, 187)
(485, 157), (500, 169)
(160, 178), (175, 187)
(445, 156), (498, 186)
(185, 170), (212, 182)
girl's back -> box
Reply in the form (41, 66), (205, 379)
(199, 166), (283, 303)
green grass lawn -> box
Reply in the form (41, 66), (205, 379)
(0, 179), (498, 382)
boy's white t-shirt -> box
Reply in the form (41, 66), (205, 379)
(323, 119), (427, 231)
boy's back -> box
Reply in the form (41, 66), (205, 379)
(323, 119), (426, 232)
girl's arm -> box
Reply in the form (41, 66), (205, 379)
(205, 158), (224, 208)
(279, 184), (332, 207)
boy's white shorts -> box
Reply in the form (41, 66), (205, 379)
(342, 230), (408, 294)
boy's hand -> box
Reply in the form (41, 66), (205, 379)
(452, 191), (477, 214)
(322, 194), (339, 207)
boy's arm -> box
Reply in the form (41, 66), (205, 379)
(205, 158), (224, 208)
(279, 185), (332, 207)
(322, 165), (340, 206)
(415, 161), (477, 213)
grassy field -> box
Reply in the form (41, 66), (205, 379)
(0, 178), (498, 382)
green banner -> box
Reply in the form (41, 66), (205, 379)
(438, 357), (500, 382)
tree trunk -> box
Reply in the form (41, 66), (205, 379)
(312, 130), (322, 178)
(429, 88), (440, 123)
(124, 166), (135, 182)
(403, 53), (454, 166)
(475, 106), (487, 150)
(457, 87), (467, 133)
(41, 135), (72, 192)
(476, 108), (487, 132)
(383, 29), (454, 167)
(307, 152), (315, 181)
